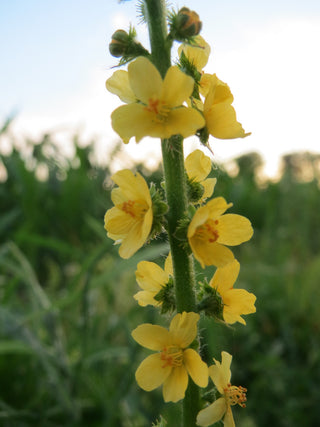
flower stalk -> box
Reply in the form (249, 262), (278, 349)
(144, 0), (201, 424)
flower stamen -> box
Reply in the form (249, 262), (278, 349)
(195, 219), (219, 243)
(119, 200), (148, 218)
(160, 345), (184, 368)
(224, 383), (247, 408)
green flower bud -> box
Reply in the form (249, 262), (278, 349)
(172, 7), (202, 40)
(109, 30), (130, 57)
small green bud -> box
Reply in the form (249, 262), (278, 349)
(175, 7), (202, 38)
(197, 284), (224, 320)
(109, 30), (130, 57)
(154, 278), (175, 314)
(187, 178), (205, 203)
(169, 7), (202, 42)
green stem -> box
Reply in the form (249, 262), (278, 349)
(143, 1), (200, 425)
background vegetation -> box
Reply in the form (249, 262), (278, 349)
(1, 120), (320, 426)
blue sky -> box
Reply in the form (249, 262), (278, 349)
(1, 0), (320, 175)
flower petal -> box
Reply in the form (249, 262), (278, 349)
(206, 197), (233, 219)
(201, 178), (217, 200)
(178, 35), (211, 71)
(205, 103), (250, 139)
(111, 103), (158, 144)
(161, 66), (195, 107)
(209, 351), (232, 393)
(189, 239), (234, 268)
(224, 406), (236, 427)
(128, 57), (162, 104)
(216, 214), (253, 246)
(196, 398), (227, 426)
(164, 253), (173, 276)
(106, 69), (136, 103)
(185, 149), (212, 182)
(111, 170), (151, 204)
(135, 353), (172, 391)
(164, 107), (205, 139)
(163, 365), (188, 402)
(118, 209), (152, 258)
(135, 261), (169, 291)
(132, 323), (172, 350)
(184, 348), (208, 387)
(209, 259), (240, 294)
(223, 288), (256, 325)
(133, 290), (159, 307)
(169, 312), (199, 348)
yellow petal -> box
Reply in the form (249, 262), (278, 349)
(104, 207), (134, 237)
(178, 35), (211, 71)
(161, 66), (195, 107)
(184, 348), (208, 387)
(199, 73), (214, 97)
(209, 351), (232, 393)
(189, 239), (234, 268)
(164, 107), (205, 139)
(111, 103), (158, 144)
(206, 197), (233, 219)
(106, 69), (136, 103)
(133, 290), (159, 307)
(223, 288), (256, 325)
(185, 149), (212, 182)
(201, 178), (217, 200)
(111, 170), (151, 204)
(209, 259), (240, 294)
(216, 213), (253, 246)
(224, 406), (236, 427)
(119, 209), (153, 259)
(135, 261), (169, 291)
(128, 57), (162, 104)
(196, 398), (227, 426)
(164, 253), (173, 276)
(204, 74), (234, 107)
(205, 103), (250, 139)
(135, 353), (172, 391)
(132, 324), (172, 350)
(163, 365), (188, 402)
(169, 312), (199, 348)
(187, 205), (210, 239)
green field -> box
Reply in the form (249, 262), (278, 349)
(1, 124), (320, 426)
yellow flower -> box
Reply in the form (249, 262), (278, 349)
(185, 149), (217, 202)
(132, 312), (208, 402)
(104, 169), (152, 259)
(106, 57), (205, 143)
(197, 351), (247, 427)
(187, 197), (253, 268)
(134, 254), (173, 307)
(178, 35), (211, 71)
(203, 74), (251, 139)
(209, 259), (256, 325)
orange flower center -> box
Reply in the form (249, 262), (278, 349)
(224, 383), (247, 408)
(119, 199), (148, 219)
(145, 98), (170, 123)
(195, 219), (219, 243)
(160, 345), (184, 368)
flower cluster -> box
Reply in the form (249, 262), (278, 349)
(104, 7), (256, 426)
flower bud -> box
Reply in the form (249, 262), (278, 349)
(109, 30), (130, 57)
(175, 7), (202, 38)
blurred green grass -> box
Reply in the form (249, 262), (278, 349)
(1, 122), (320, 426)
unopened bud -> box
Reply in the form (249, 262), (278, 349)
(176, 7), (202, 38)
(109, 30), (130, 57)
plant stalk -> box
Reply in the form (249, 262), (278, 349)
(143, 1), (200, 425)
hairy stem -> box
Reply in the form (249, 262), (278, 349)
(143, 1), (200, 425)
